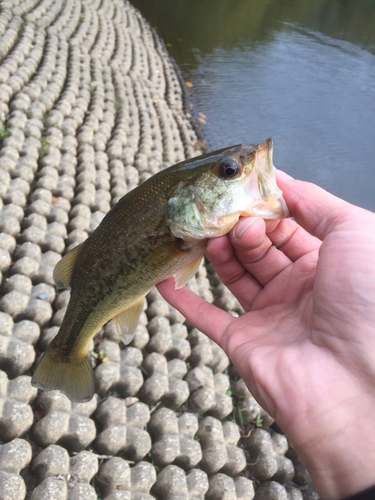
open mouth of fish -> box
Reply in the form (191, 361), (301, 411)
(245, 137), (291, 219)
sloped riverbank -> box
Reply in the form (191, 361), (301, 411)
(0, 1), (317, 498)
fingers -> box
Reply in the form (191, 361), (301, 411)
(227, 218), (293, 286)
(265, 218), (321, 261)
(276, 170), (353, 240)
(157, 277), (232, 346)
(206, 230), (263, 310)
(207, 207), (321, 306)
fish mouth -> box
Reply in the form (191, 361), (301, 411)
(245, 138), (290, 219)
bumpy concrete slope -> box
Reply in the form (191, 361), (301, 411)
(0, 0), (317, 498)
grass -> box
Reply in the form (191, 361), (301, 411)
(91, 348), (108, 364)
(150, 460), (159, 472)
(211, 357), (223, 374)
(0, 126), (10, 140)
(254, 414), (263, 427)
(38, 141), (49, 160)
(232, 406), (244, 427)
(140, 364), (149, 376)
(18, 21), (26, 34)
(38, 127), (49, 160)
(114, 95), (121, 113)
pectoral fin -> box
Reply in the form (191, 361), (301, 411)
(53, 243), (83, 289)
(174, 255), (203, 289)
(113, 298), (145, 345)
(145, 239), (187, 270)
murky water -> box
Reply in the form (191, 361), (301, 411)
(131, 0), (375, 211)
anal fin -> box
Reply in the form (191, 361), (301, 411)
(113, 298), (145, 345)
(174, 255), (203, 289)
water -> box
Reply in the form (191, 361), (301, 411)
(131, 0), (375, 211)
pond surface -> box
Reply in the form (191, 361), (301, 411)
(131, 0), (375, 211)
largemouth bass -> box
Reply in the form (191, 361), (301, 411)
(32, 138), (289, 402)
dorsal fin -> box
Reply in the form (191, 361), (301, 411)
(53, 244), (83, 289)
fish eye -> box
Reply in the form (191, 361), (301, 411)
(217, 158), (239, 179)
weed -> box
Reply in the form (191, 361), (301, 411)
(38, 138), (49, 160)
(114, 95), (121, 112)
(211, 357), (223, 374)
(233, 407), (244, 427)
(254, 414), (263, 428)
(0, 126), (10, 140)
(140, 364), (148, 376)
(151, 460), (159, 472)
(18, 21), (26, 34)
(92, 348), (108, 364)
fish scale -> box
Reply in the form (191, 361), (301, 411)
(32, 138), (290, 402)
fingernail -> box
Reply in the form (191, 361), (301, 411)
(276, 169), (294, 181)
(233, 218), (260, 240)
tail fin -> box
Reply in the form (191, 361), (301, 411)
(32, 348), (95, 403)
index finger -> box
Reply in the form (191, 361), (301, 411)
(276, 170), (353, 240)
(156, 277), (233, 346)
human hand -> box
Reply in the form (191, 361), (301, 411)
(157, 171), (375, 499)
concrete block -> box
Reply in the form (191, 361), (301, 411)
(0, 439), (32, 500)
(97, 459), (156, 499)
(152, 465), (208, 500)
(0, 371), (37, 441)
(186, 366), (232, 419)
(149, 407), (201, 469)
(31, 445), (98, 500)
(140, 353), (189, 410)
(94, 396), (151, 460)
(33, 391), (98, 452)
(243, 429), (294, 484)
(197, 417), (246, 476)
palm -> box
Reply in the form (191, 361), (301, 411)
(158, 178), (375, 497)
(219, 247), (318, 425)
(208, 215), (375, 438)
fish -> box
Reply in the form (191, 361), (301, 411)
(31, 138), (290, 403)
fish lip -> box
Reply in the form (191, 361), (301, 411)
(264, 137), (291, 217)
(244, 138), (291, 219)
(257, 137), (276, 180)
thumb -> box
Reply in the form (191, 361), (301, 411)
(276, 170), (357, 240)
